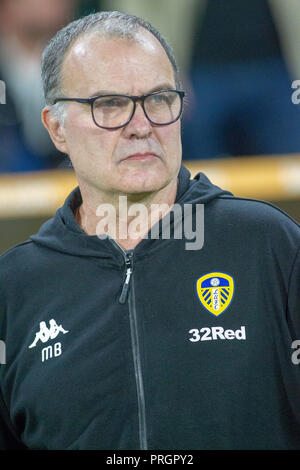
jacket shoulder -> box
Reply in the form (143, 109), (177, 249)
(210, 195), (300, 253)
(0, 240), (40, 281)
(0, 240), (35, 263)
(217, 194), (300, 228)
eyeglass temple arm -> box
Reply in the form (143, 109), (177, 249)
(53, 97), (93, 105)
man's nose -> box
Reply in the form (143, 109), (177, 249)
(123, 102), (153, 138)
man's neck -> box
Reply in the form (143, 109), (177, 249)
(75, 180), (178, 251)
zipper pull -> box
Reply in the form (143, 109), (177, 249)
(119, 253), (133, 304)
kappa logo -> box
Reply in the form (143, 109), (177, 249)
(196, 272), (235, 316)
(28, 319), (69, 349)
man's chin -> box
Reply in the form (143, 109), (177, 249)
(117, 171), (170, 196)
(117, 182), (163, 197)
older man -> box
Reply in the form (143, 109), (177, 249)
(0, 11), (300, 450)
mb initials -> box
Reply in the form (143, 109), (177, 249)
(42, 342), (62, 362)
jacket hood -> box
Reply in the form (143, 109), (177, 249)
(30, 165), (232, 257)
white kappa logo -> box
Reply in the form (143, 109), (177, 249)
(28, 319), (69, 349)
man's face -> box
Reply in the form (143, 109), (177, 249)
(55, 31), (182, 197)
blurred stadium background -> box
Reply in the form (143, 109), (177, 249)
(0, 0), (300, 253)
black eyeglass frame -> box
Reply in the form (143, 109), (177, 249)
(53, 89), (185, 130)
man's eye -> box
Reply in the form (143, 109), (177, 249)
(151, 94), (166, 104)
(148, 93), (175, 105)
(95, 98), (127, 108)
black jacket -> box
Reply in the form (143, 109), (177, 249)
(0, 166), (300, 450)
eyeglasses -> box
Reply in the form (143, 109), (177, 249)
(53, 89), (185, 130)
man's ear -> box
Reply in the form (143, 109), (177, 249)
(41, 107), (68, 154)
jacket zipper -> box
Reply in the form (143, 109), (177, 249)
(110, 241), (148, 449)
(119, 253), (133, 304)
(128, 269), (148, 450)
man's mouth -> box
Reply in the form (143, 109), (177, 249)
(122, 152), (159, 161)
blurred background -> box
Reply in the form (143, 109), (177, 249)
(0, 0), (300, 253)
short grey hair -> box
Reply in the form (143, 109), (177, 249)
(41, 11), (181, 123)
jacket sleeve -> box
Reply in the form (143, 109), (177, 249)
(0, 389), (26, 449)
(288, 246), (300, 342)
(0, 278), (26, 449)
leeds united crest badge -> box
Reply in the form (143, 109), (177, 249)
(196, 272), (235, 316)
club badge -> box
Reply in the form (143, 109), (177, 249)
(196, 272), (235, 316)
